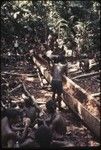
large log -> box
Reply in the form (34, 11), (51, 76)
(33, 55), (100, 140)
(63, 91), (100, 139)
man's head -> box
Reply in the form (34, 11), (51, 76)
(46, 100), (56, 114)
(35, 125), (52, 147)
(4, 108), (22, 124)
(24, 97), (33, 107)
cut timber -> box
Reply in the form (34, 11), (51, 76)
(33, 55), (100, 140)
(72, 71), (100, 80)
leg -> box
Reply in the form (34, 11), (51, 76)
(51, 80), (56, 101)
(52, 92), (56, 101)
(57, 93), (62, 110)
(8, 139), (15, 148)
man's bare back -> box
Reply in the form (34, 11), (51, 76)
(51, 62), (67, 109)
(52, 63), (66, 81)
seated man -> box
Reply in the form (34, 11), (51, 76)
(35, 124), (67, 148)
(79, 58), (89, 72)
(45, 100), (67, 139)
(35, 124), (52, 148)
(23, 97), (39, 123)
(1, 109), (21, 148)
(35, 100), (67, 148)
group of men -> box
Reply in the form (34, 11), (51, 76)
(1, 96), (67, 148)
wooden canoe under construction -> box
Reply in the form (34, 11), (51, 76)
(33, 54), (100, 140)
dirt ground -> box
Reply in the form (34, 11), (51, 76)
(1, 60), (100, 147)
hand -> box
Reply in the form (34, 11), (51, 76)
(23, 117), (31, 127)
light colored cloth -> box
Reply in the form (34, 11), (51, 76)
(46, 50), (52, 58)
(14, 40), (18, 48)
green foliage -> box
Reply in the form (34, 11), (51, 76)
(1, 0), (100, 55)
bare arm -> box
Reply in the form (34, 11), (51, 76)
(64, 63), (68, 76)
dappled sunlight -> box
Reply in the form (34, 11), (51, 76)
(1, 0), (100, 148)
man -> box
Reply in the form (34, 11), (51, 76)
(51, 59), (67, 110)
(14, 36), (19, 55)
(79, 58), (89, 72)
(35, 124), (52, 148)
(1, 109), (21, 148)
(23, 97), (39, 123)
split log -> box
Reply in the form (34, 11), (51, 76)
(72, 71), (100, 80)
(63, 91), (100, 140)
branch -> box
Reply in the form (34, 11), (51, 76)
(1, 72), (35, 77)
(91, 93), (100, 98)
(72, 71), (100, 80)
(8, 84), (22, 93)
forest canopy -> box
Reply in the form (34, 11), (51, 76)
(1, 0), (100, 56)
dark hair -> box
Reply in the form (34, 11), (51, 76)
(53, 57), (59, 63)
(46, 100), (56, 113)
(58, 55), (66, 63)
(24, 97), (33, 107)
(2, 108), (22, 120)
(35, 125), (52, 147)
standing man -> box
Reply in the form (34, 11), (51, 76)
(14, 36), (19, 55)
(51, 59), (68, 110)
(14, 36), (20, 62)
